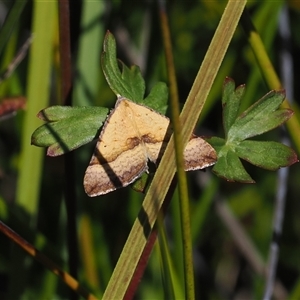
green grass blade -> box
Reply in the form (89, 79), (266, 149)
(240, 8), (300, 153)
(16, 1), (56, 216)
(159, 4), (194, 297)
(240, 0), (283, 111)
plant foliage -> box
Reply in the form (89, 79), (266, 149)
(207, 77), (298, 182)
(31, 32), (168, 156)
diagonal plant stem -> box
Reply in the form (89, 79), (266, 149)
(240, 8), (300, 153)
(0, 221), (98, 300)
(102, 1), (246, 298)
(158, 0), (194, 298)
(123, 179), (178, 300)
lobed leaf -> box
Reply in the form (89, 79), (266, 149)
(32, 106), (108, 156)
(209, 79), (298, 183)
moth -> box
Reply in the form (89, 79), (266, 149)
(84, 97), (217, 196)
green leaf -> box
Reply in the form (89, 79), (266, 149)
(222, 77), (245, 137)
(227, 90), (292, 142)
(209, 77), (298, 183)
(101, 31), (145, 102)
(143, 82), (168, 114)
(101, 31), (169, 113)
(235, 140), (298, 170)
(32, 106), (108, 156)
(212, 148), (254, 183)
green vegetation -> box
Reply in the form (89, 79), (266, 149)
(0, 1), (299, 299)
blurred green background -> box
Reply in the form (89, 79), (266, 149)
(0, 0), (300, 299)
